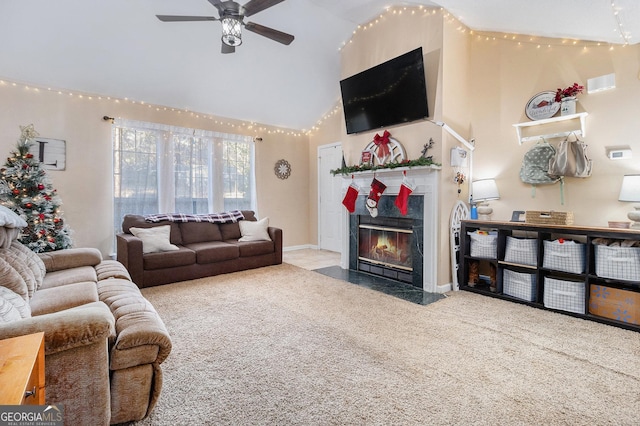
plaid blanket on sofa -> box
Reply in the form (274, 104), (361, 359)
(144, 210), (245, 224)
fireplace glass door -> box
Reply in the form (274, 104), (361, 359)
(358, 222), (413, 283)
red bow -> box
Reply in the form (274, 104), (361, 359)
(373, 130), (391, 159)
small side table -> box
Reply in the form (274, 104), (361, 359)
(0, 332), (45, 405)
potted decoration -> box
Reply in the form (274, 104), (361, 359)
(555, 83), (584, 116)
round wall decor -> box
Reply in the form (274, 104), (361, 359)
(274, 159), (291, 179)
(525, 91), (560, 120)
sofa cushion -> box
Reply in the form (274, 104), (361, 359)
(30, 281), (99, 316)
(0, 286), (31, 320)
(219, 222), (242, 241)
(239, 217), (271, 242)
(122, 215), (183, 245)
(185, 241), (240, 264)
(130, 226), (179, 254)
(179, 222), (223, 245)
(10, 242), (46, 291)
(41, 266), (98, 289)
(0, 246), (38, 299)
(0, 227), (20, 249)
(143, 246), (196, 271)
(233, 240), (276, 257)
(0, 257), (28, 300)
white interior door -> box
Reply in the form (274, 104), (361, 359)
(318, 143), (343, 252)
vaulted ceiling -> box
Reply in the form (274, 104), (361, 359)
(0, 1), (637, 130)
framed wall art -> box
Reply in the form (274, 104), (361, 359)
(29, 138), (66, 170)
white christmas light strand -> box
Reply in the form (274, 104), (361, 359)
(611, 1), (631, 44)
(305, 5), (633, 135)
(0, 79), (305, 138)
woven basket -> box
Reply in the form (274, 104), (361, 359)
(525, 211), (574, 225)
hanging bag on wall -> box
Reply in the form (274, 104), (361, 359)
(519, 138), (560, 185)
(548, 133), (593, 178)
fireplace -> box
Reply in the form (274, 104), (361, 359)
(340, 167), (440, 292)
(358, 216), (414, 284)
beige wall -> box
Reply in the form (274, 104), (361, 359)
(0, 81), (310, 256)
(469, 37), (640, 226)
(309, 8), (640, 288)
(310, 9), (471, 286)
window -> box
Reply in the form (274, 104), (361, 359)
(112, 119), (255, 233)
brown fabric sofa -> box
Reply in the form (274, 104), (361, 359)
(116, 210), (283, 288)
(0, 227), (171, 425)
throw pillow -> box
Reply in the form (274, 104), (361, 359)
(0, 286), (31, 321)
(239, 217), (271, 242)
(0, 296), (21, 323)
(0, 205), (28, 228)
(130, 225), (179, 254)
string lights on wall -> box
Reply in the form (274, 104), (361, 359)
(0, 79), (305, 138)
(307, 3), (634, 136)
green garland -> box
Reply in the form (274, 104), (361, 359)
(330, 156), (441, 176)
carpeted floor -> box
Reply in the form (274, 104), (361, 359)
(133, 263), (640, 425)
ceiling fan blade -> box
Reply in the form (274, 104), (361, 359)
(156, 15), (219, 22)
(244, 22), (294, 45)
(242, 0), (285, 17)
(207, 0), (224, 8)
(221, 42), (236, 54)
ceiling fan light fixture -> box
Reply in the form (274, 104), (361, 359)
(221, 17), (242, 46)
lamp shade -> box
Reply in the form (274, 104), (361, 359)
(618, 174), (640, 202)
(472, 179), (500, 201)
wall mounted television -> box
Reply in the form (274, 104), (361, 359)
(340, 47), (429, 135)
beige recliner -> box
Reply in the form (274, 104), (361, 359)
(0, 225), (171, 425)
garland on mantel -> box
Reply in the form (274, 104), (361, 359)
(330, 157), (441, 176)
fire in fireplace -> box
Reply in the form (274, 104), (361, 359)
(358, 216), (414, 284)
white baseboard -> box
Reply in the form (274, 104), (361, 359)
(436, 282), (453, 293)
(283, 244), (319, 252)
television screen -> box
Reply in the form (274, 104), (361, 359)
(340, 47), (429, 135)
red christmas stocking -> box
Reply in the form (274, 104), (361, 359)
(394, 178), (414, 215)
(366, 178), (387, 217)
(342, 182), (360, 213)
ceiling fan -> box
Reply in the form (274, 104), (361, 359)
(156, 0), (294, 54)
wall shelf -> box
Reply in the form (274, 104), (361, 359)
(513, 112), (588, 144)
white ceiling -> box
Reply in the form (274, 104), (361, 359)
(0, 0), (638, 131)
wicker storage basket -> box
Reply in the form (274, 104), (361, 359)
(503, 269), (537, 302)
(525, 211), (574, 225)
(543, 277), (585, 314)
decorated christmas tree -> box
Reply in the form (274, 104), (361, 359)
(0, 124), (72, 252)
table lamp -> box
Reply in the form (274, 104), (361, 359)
(618, 174), (640, 228)
(472, 179), (500, 220)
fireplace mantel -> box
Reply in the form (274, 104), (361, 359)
(339, 165), (441, 293)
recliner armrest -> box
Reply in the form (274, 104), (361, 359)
(0, 301), (114, 355)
